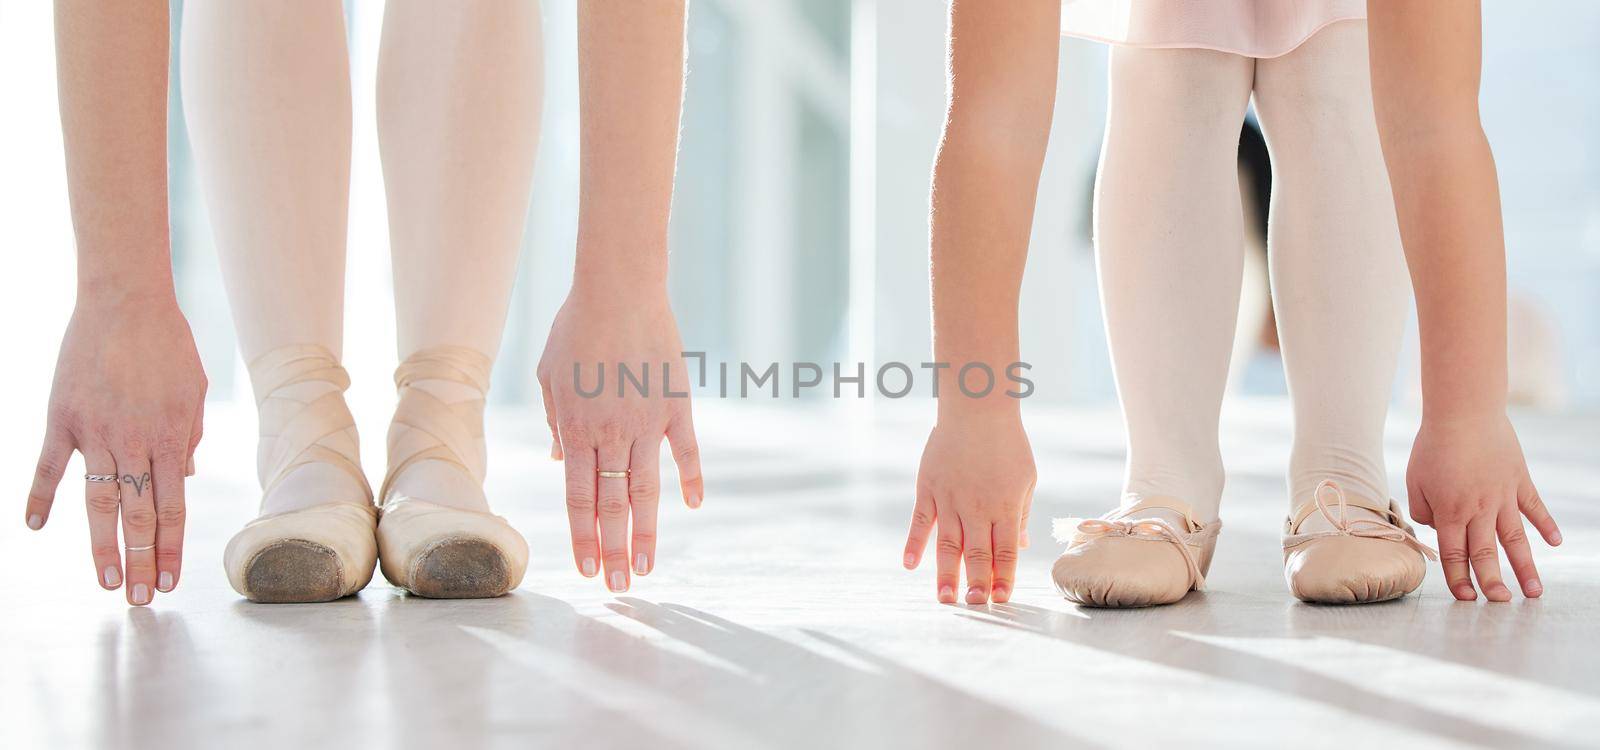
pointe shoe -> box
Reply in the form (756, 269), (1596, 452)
(1051, 496), (1221, 608)
(375, 347), (528, 599)
(224, 346), (379, 603)
(1283, 480), (1438, 604)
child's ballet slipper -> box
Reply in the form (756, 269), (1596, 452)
(1283, 479), (1438, 604)
(224, 345), (378, 603)
(375, 347), (528, 599)
(1051, 496), (1221, 608)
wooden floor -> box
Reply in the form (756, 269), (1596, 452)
(3, 400), (1597, 749)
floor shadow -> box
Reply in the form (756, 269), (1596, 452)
(600, 597), (1099, 749)
(967, 599), (1581, 750)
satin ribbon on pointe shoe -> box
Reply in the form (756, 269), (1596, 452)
(1057, 500), (1221, 590)
(1282, 479), (1439, 561)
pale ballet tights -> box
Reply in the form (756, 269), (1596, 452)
(1095, 21), (1408, 522)
(181, 1), (540, 516)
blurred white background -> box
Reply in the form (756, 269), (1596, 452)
(4, 0), (1597, 454)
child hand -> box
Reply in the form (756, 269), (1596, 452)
(1406, 414), (1561, 601)
(904, 409), (1036, 605)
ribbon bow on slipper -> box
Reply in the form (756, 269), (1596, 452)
(1054, 501), (1219, 590)
(1283, 479), (1439, 561)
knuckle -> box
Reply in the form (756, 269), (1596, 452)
(993, 546), (1020, 565)
(597, 419), (627, 445)
(631, 530), (657, 547)
(121, 433), (148, 456)
(935, 537), (963, 557)
(91, 543), (119, 561)
(1469, 546), (1499, 563)
(155, 434), (186, 462)
(1499, 526), (1529, 547)
(1519, 494), (1548, 515)
(603, 551), (630, 566)
(597, 496), (630, 518)
(85, 492), (121, 515)
(963, 547), (993, 565)
(565, 492), (595, 514)
(122, 506), (157, 531)
(1439, 547), (1471, 565)
(35, 458), (65, 483)
(155, 505), (186, 528)
(910, 509), (935, 529)
(629, 476), (661, 500)
(155, 549), (183, 566)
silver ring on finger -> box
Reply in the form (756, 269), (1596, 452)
(596, 469), (630, 479)
(85, 473), (119, 483)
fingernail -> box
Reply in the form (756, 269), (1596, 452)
(103, 566), (121, 588)
(903, 552), (917, 569)
(689, 490), (703, 509)
(1527, 579), (1543, 596)
(1551, 531), (1563, 545)
(609, 570), (627, 592)
(993, 584), (1010, 602)
(1455, 586), (1476, 601)
(158, 571), (174, 592)
(549, 443), (561, 460)
(26, 514), (42, 530)
(131, 583), (150, 606)
(581, 558), (597, 577)
(938, 585), (955, 602)
(966, 586), (986, 604)
(634, 553), (649, 575)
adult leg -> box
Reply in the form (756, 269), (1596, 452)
(182, 0), (376, 602)
(372, 0), (542, 598)
(1053, 45), (1252, 608)
(1255, 21), (1421, 603)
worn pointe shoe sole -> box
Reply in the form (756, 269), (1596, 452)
(406, 537), (514, 599)
(377, 499), (528, 599)
(241, 540), (346, 603)
(223, 503), (379, 604)
(1285, 535), (1425, 604)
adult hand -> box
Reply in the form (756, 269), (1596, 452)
(537, 286), (703, 593)
(27, 293), (206, 606)
(1407, 413), (1560, 601)
(905, 409), (1036, 604)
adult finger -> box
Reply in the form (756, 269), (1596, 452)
(26, 426), (72, 530)
(116, 450), (157, 607)
(934, 504), (961, 604)
(540, 377), (563, 460)
(83, 448), (123, 591)
(1435, 523), (1474, 601)
(1020, 481), (1035, 549)
(962, 516), (994, 605)
(904, 483), (936, 569)
(563, 444), (599, 578)
(628, 437), (663, 576)
(991, 518), (1021, 603)
(596, 441), (632, 593)
(152, 442), (186, 593)
(1467, 513), (1511, 602)
(1517, 483), (1561, 547)
(666, 409), (703, 508)
(1497, 505), (1541, 598)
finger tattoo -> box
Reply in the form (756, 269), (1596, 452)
(122, 472), (151, 496)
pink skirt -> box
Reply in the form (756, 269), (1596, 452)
(1061, 0), (1364, 58)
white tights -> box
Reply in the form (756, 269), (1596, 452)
(181, 1), (542, 516)
(1095, 21), (1408, 520)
